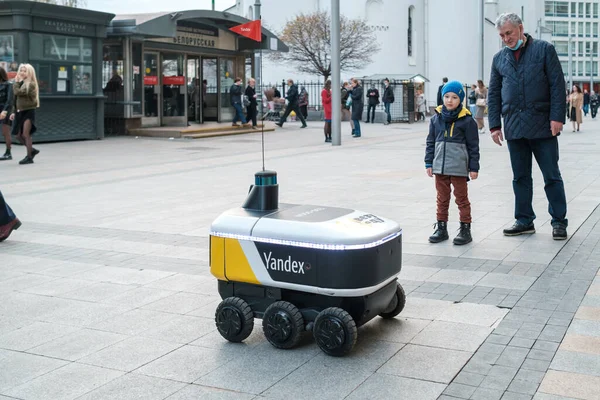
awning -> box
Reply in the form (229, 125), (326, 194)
(108, 10), (288, 53)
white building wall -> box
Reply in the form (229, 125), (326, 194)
(230, 0), (545, 107)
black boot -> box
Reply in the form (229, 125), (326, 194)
(429, 221), (449, 243)
(0, 148), (11, 161)
(453, 222), (472, 245)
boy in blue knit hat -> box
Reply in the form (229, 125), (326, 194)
(424, 80), (480, 245)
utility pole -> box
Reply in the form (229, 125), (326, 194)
(254, 0), (262, 92)
(591, 44), (594, 92)
(212, 0), (215, 11)
(331, 0), (341, 146)
(479, 0), (484, 80)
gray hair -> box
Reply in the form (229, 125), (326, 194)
(495, 13), (523, 29)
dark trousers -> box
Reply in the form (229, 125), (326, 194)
(279, 103), (307, 126)
(232, 103), (247, 124)
(592, 104), (598, 118)
(367, 104), (376, 122)
(0, 189), (16, 226)
(435, 175), (471, 223)
(300, 105), (308, 119)
(384, 102), (391, 122)
(246, 104), (257, 127)
(507, 137), (568, 227)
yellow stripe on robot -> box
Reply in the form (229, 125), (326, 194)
(209, 236), (226, 280)
(224, 238), (261, 285)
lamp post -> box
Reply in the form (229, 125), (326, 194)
(331, 0), (341, 146)
(254, 0), (262, 94)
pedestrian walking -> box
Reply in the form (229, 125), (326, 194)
(416, 90), (426, 121)
(568, 85), (583, 132)
(0, 189), (20, 242)
(275, 79), (307, 129)
(321, 79), (332, 143)
(350, 78), (364, 137)
(474, 80), (487, 133)
(583, 89), (590, 116)
(437, 77), (448, 106)
(468, 84), (477, 117)
(245, 78), (258, 129)
(488, 12), (568, 240)
(341, 82), (354, 132)
(425, 81), (480, 246)
(0, 67), (13, 160)
(299, 86), (309, 119)
(591, 91), (598, 119)
(366, 84), (380, 123)
(382, 78), (394, 125)
(9, 64), (40, 165)
(230, 77), (249, 127)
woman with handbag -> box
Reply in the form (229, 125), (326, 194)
(245, 78), (258, 129)
(474, 79), (488, 133)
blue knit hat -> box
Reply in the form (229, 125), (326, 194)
(441, 80), (465, 103)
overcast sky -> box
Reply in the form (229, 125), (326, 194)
(85, 0), (236, 14)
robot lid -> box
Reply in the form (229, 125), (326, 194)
(210, 203), (402, 249)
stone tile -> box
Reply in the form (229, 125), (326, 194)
(550, 350), (600, 376)
(198, 342), (321, 395)
(476, 273), (537, 291)
(398, 265), (440, 282)
(435, 302), (508, 327)
(3, 362), (123, 400)
(509, 337), (536, 349)
(378, 344), (471, 384)
(27, 329), (128, 361)
(560, 334), (600, 356)
(488, 334), (513, 345)
(396, 298), (453, 320)
(20, 277), (95, 296)
(143, 273), (215, 293)
(507, 378), (540, 395)
(59, 282), (136, 302)
(411, 321), (492, 352)
(139, 315), (216, 344)
(522, 358), (552, 372)
(514, 369), (546, 384)
(91, 309), (179, 335)
(528, 349), (556, 362)
(539, 370), (600, 400)
(72, 266), (174, 285)
(480, 365), (518, 391)
(165, 384), (254, 400)
(454, 371), (486, 387)
(134, 344), (239, 383)
(261, 340), (400, 399)
(142, 292), (216, 315)
(0, 274), (59, 293)
(0, 321), (80, 351)
(534, 340), (560, 353)
(103, 287), (178, 309)
(426, 269), (486, 286)
(345, 374), (445, 400)
(76, 373), (186, 400)
(358, 317), (431, 344)
(471, 387), (505, 400)
(566, 320), (600, 338)
(443, 382), (477, 398)
(78, 337), (182, 372)
(574, 306), (600, 321)
(0, 349), (68, 392)
(502, 392), (535, 400)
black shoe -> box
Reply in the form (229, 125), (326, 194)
(19, 156), (34, 165)
(31, 148), (40, 159)
(503, 221), (535, 236)
(453, 222), (473, 245)
(301, 124), (307, 129)
(429, 221), (449, 243)
(552, 225), (568, 240)
(352, 134), (361, 137)
(366, 120), (370, 123)
(275, 122), (283, 127)
(0, 150), (11, 161)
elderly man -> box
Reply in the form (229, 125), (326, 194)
(488, 13), (568, 240)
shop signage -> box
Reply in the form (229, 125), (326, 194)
(33, 18), (95, 37)
(149, 29), (236, 51)
(163, 76), (185, 85)
(144, 76), (158, 85)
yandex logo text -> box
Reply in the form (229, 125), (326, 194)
(229, 20), (262, 42)
(263, 252), (306, 275)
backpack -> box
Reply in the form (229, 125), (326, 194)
(0, 82), (9, 105)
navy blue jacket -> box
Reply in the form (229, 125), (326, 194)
(425, 106), (480, 177)
(488, 34), (566, 140)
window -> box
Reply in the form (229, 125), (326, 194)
(132, 42), (142, 115)
(594, 41), (598, 56)
(162, 53), (185, 117)
(579, 2), (584, 17)
(595, 3), (599, 18)
(585, 61), (591, 75)
(586, 41), (591, 55)
(594, 61), (598, 75)
(586, 2), (592, 17)
(29, 33), (94, 95)
(407, 6), (414, 57)
(571, 1), (577, 16)
(560, 60), (568, 73)
(578, 61), (583, 75)
(0, 34), (18, 80)
(553, 40), (569, 55)
(102, 42), (124, 117)
(549, 21), (569, 35)
(586, 22), (591, 36)
(544, 1), (569, 16)
(579, 21), (584, 36)
(595, 22), (599, 37)
(579, 41), (584, 56)
(571, 21), (576, 35)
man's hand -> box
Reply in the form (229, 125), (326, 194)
(491, 129), (504, 146)
(9, 113), (15, 121)
(551, 121), (563, 136)
(470, 171), (479, 180)
(0, 111), (5, 120)
(426, 168), (433, 178)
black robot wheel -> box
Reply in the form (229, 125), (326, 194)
(313, 307), (357, 357)
(262, 301), (305, 349)
(379, 282), (406, 319)
(215, 297), (254, 342)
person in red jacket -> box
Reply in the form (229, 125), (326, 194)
(322, 79), (332, 143)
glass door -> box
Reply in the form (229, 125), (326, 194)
(202, 57), (218, 122)
(162, 53), (186, 126)
(187, 56), (202, 124)
(142, 52), (160, 127)
(219, 57), (235, 122)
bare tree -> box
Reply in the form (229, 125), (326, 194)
(34, 0), (88, 7)
(270, 11), (380, 83)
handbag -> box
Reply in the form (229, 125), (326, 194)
(476, 98), (486, 107)
(243, 95), (251, 107)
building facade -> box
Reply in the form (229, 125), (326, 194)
(228, 0), (568, 108)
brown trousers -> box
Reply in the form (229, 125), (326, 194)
(435, 174), (472, 223)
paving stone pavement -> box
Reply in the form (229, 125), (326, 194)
(1, 117), (600, 399)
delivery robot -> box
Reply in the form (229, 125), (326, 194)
(209, 170), (405, 356)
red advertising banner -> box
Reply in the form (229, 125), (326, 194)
(163, 75), (185, 85)
(230, 20), (262, 42)
(144, 76), (158, 85)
